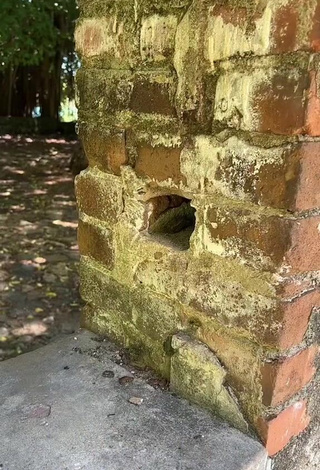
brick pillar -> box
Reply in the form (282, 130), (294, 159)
(75, 0), (320, 462)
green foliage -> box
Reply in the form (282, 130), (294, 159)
(0, 0), (78, 69)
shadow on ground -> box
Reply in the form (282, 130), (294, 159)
(0, 135), (82, 361)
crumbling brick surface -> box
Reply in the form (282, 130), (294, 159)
(75, 0), (320, 466)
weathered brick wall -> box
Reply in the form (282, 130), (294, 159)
(75, 0), (320, 462)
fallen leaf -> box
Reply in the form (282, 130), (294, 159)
(12, 322), (47, 337)
(46, 292), (57, 298)
(52, 220), (77, 228)
(129, 397), (143, 406)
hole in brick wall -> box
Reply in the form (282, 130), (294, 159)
(146, 195), (196, 251)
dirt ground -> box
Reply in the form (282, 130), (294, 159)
(0, 135), (82, 361)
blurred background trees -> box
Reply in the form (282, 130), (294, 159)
(0, 0), (78, 122)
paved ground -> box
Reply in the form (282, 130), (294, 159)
(0, 135), (81, 360)
(0, 331), (269, 470)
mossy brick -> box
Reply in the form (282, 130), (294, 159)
(78, 217), (115, 269)
(130, 73), (177, 116)
(80, 127), (127, 175)
(188, 284), (319, 351)
(75, 168), (123, 224)
(180, 313), (264, 425)
(80, 257), (182, 343)
(189, 284), (320, 351)
(204, 4), (270, 65)
(131, 288), (183, 342)
(76, 0), (320, 455)
(78, 108), (180, 143)
(134, 248), (279, 347)
(205, 204), (293, 270)
(170, 333), (248, 432)
(80, 258), (265, 427)
(76, 69), (133, 114)
(80, 258), (133, 319)
(77, 0), (192, 20)
(174, 1), (211, 131)
(311, 1), (320, 51)
(80, 255), (264, 428)
(81, 303), (171, 378)
(133, 238), (320, 350)
(214, 140), (320, 212)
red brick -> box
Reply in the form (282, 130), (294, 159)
(256, 290), (320, 349)
(277, 291), (320, 350)
(278, 280), (316, 301)
(214, 141), (320, 212)
(130, 77), (176, 116)
(261, 347), (318, 407)
(285, 215), (320, 274)
(78, 218), (114, 269)
(75, 17), (137, 66)
(206, 206), (292, 269)
(270, 0), (320, 53)
(135, 145), (186, 184)
(258, 401), (310, 456)
(254, 70), (310, 135)
(271, 4), (298, 53)
(306, 70), (320, 136)
(207, 206), (320, 273)
(310, 3), (320, 51)
(294, 143), (320, 211)
(215, 65), (311, 135)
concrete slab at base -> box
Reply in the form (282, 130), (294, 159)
(0, 331), (269, 470)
